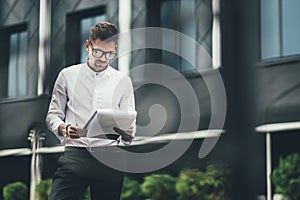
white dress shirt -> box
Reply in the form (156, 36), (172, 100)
(46, 62), (136, 147)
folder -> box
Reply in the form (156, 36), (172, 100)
(78, 109), (137, 138)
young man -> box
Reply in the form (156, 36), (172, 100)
(46, 22), (136, 200)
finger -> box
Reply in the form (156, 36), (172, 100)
(69, 125), (78, 131)
(113, 127), (133, 139)
(69, 133), (80, 139)
(113, 127), (124, 134)
(68, 129), (78, 134)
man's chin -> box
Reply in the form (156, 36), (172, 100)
(95, 64), (108, 72)
(87, 60), (108, 72)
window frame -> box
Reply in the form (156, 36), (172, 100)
(65, 5), (107, 66)
(260, 0), (300, 66)
(146, 0), (220, 77)
(0, 22), (28, 99)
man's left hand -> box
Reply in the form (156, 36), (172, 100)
(113, 126), (134, 142)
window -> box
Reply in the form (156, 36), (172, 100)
(261, 0), (300, 60)
(0, 23), (28, 99)
(161, 0), (197, 72)
(80, 15), (107, 63)
(160, 0), (218, 74)
(66, 6), (106, 66)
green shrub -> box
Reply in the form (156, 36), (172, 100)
(141, 173), (177, 200)
(176, 168), (204, 200)
(121, 177), (144, 200)
(271, 153), (300, 200)
(176, 164), (226, 200)
(83, 186), (91, 200)
(199, 164), (226, 200)
(35, 179), (52, 200)
(35, 179), (91, 200)
(3, 182), (28, 200)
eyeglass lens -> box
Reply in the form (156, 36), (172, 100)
(89, 41), (116, 60)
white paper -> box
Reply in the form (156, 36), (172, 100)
(78, 109), (137, 137)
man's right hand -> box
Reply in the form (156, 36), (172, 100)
(58, 124), (81, 139)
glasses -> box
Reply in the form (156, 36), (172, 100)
(88, 41), (117, 60)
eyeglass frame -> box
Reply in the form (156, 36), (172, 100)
(88, 40), (117, 60)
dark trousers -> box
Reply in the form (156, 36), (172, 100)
(49, 147), (124, 200)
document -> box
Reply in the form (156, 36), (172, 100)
(78, 109), (137, 137)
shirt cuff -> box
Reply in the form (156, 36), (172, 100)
(52, 120), (65, 141)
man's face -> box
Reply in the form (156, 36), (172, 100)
(85, 39), (116, 72)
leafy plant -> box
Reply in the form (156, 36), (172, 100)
(3, 182), (28, 200)
(35, 179), (52, 200)
(83, 186), (91, 200)
(34, 179), (91, 200)
(200, 164), (227, 200)
(141, 173), (177, 200)
(121, 176), (144, 200)
(176, 164), (227, 200)
(271, 153), (300, 200)
(175, 168), (204, 200)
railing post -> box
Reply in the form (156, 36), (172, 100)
(28, 128), (46, 200)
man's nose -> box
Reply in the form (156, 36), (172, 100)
(99, 54), (107, 61)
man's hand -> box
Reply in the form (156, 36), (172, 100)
(113, 126), (134, 142)
(58, 124), (82, 139)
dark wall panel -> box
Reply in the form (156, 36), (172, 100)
(0, 95), (52, 149)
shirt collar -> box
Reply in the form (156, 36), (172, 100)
(83, 61), (109, 77)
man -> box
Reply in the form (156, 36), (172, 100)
(46, 22), (136, 200)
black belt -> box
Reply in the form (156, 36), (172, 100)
(65, 146), (89, 152)
(95, 134), (120, 140)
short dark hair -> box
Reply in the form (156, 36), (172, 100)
(89, 22), (119, 44)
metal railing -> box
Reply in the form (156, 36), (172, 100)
(0, 128), (224, 200)
(0, 128), (63, 200)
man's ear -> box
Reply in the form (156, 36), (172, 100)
(85, 40), (90, 52)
